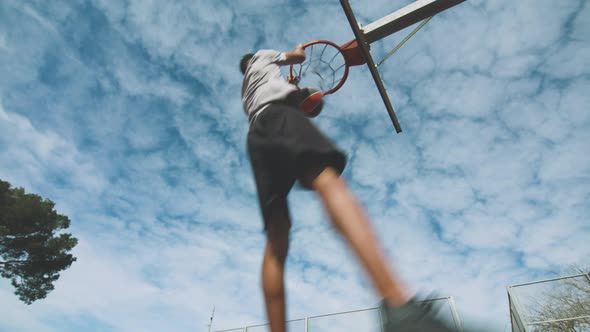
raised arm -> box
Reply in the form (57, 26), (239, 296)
(282, 44), (306, 65)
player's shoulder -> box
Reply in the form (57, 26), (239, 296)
(254, 49), (280, 56)
(252, 49), (284, 63)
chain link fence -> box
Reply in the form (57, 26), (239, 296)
(215, 296), (463, 332)
(508, 273), (590, 332)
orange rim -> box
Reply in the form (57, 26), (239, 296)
(289, 40), (350, 96)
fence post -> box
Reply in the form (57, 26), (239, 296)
(448, 296), (464, 332)
(507, 286), (529, 332)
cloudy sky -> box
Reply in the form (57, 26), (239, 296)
(1, 0), (588, 331)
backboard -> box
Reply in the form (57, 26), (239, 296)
(339, 0), (466, 133)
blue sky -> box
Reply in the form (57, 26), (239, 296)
(0, 0), (589, 331)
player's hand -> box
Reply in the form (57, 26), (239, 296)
(287, 73), (299, 85)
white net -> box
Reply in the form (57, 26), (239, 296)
(291, 42), (347, 94)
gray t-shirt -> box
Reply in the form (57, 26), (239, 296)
(242, 49), (298, 121)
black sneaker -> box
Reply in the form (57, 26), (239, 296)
(379, 298), (459, 332)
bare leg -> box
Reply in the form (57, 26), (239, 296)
(311, 167), (410, 306)
(261, 199), (291, 332)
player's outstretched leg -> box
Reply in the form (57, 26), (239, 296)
(311, 167), (463, 332)
(261, 199), (291, 332)
(310, 167), (409, 306)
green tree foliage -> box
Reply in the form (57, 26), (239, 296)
(0, 179), (78, 304)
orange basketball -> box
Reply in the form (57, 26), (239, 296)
(299, 87), (324, 118)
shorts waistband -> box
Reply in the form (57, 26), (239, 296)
(249, 92), (301, 125)
(249, 104), (272, 125)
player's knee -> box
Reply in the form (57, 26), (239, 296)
(269, 239), (289, 263)
(310, 167), (341, 191)
(264, 201), (291, 261)
(267, 224), (289, 259)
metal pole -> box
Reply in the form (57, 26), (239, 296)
(448, 296), (464, 332)
(208, 307), (215, 332)
(340, 0), (403, 133)
(509, 273), (589, 287)
(529, 315), (590, 326)
(376, 16), (432, 67)
(507, 286), (529, 332)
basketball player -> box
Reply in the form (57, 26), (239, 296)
(240, 44), (465, 332)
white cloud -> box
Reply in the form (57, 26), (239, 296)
(541, 42), (590, 79)
(571, 1), (590, 42)
(0, 32), (8, 51)
(539, 130), (590, 182)
(112, 61), (191, 104)
(0, 284), (56, 332)
(559, 78), (590, 127)
(0, 102), (107, 198)
(491, 54), (541, 79)
(412, 72), (505, 118)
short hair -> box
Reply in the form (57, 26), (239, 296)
(240, 53), (255, 74)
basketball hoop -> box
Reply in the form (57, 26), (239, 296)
(289, 40), (365, 96)
(289, 40), (365, 114)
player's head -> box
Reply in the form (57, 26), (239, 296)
(240, 53), (255, 74)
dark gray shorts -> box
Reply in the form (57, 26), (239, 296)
(247, 103), (346, 226)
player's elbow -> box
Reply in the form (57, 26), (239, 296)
(290, 55), (306, 64)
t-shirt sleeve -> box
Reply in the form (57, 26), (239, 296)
(253, 49), (288, 66)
